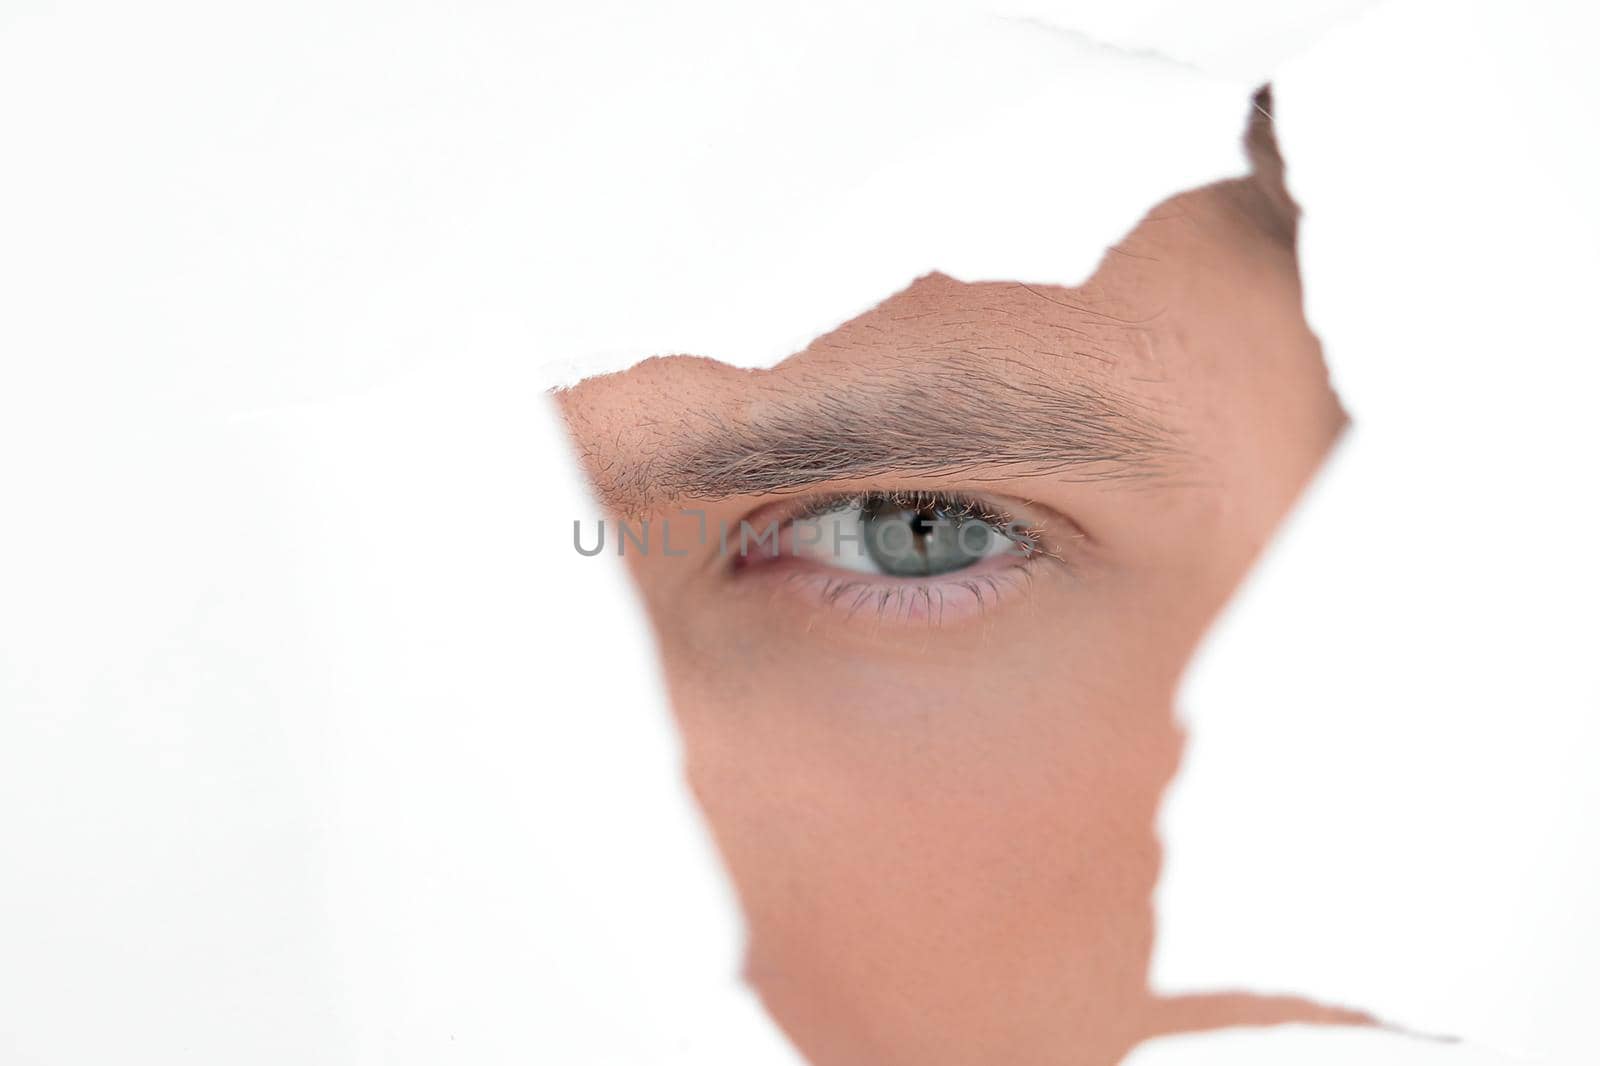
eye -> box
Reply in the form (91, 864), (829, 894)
(729, 490), (1054, 625)
(793, 494), (1030, 577)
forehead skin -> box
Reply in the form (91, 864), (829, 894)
(558, 172), (1348, 1066)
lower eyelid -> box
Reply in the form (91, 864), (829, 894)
(746, 554), (1035, 626)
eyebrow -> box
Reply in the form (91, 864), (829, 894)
(578, 354), (1174, 514)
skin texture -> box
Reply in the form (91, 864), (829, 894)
(559, 105), (1357, 1065)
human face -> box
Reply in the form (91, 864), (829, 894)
(558, 156), (1352, 1065)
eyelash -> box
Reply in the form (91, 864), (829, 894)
(731, 489), (1051, 624)
(780, 488), (1037, 534)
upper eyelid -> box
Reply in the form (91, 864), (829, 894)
(755, 488), (1025, 531)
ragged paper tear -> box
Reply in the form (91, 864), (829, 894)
(1154, 0), (1600, 1062)
(1, 0), (1274, 408)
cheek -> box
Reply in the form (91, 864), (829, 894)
(661, 645), (1184, 1027)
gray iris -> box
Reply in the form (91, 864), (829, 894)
(861, 500), (996, 577)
